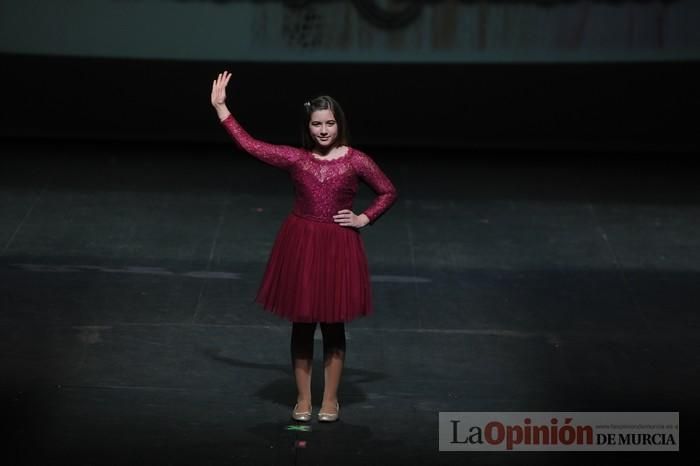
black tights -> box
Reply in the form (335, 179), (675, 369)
(291, 322), (346, 361)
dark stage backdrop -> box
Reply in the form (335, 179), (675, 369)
(1, 54), (698, 151)
(1, 1), (699, 151)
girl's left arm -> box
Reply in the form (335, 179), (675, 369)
(352, 151), (398, 225)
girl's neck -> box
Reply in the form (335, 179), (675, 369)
(313, 144), (343, 157)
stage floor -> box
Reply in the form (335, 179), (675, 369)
(2, 140), (694, 465)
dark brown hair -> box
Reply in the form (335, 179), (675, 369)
(301, 95), (350, 150)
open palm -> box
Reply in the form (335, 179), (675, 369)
(211, 71), (231, 107)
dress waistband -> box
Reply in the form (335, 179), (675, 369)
(291, 211), (335, 224)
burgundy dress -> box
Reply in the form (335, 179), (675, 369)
(221, 114), (398, 323)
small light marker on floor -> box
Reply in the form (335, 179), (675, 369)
(286, 425), (311, 432)
(295, 440), (307, 448)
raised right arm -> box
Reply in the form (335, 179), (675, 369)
(219, 113), (301, 169)
(212, 71), (300, 169)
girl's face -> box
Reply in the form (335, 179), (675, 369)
(308, 109), (339, 150)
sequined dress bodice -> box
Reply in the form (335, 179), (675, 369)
(221, 114), (397, 224)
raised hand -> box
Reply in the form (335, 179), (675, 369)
(211, 71), (232, 121)
(211, 71), (231, 107)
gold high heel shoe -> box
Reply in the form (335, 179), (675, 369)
(317, 402), (339, 422)
(292, 402), (312, 422)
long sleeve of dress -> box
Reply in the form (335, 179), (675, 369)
(352, 151), (398, 225)
(220, 114), (301, 169)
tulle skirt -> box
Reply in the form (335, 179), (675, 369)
(255, 213), (372, 323)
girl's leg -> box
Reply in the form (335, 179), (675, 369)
(291, 322), (317, 411)
(319, 322), (346, 413)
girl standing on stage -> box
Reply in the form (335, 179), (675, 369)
(211, 71), (397, 422)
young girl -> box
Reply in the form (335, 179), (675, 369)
(210, 71), (397, 422)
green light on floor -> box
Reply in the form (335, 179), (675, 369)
(286, 425), (311, 432)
